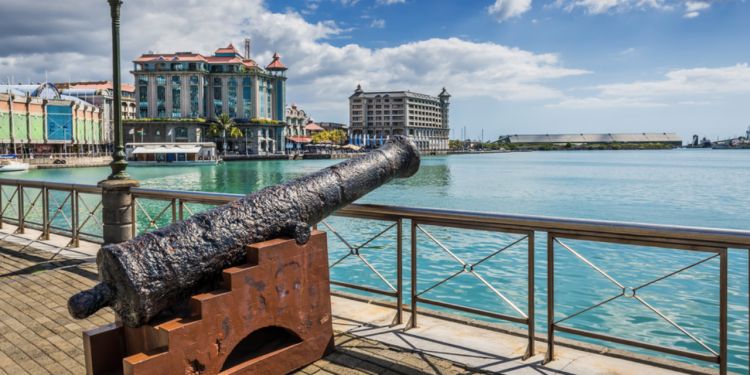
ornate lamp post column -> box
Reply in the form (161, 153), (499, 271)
(99, 0), (138, 245)
(107, 0), (128, 180)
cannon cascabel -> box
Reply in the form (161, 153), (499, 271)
(68, 136), (420, 327)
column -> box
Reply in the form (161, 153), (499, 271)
(98, 179), (139, 245)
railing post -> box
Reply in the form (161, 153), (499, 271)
(99, 179), (139, 245)
(41, 187), (49, 240)
(396, 218), (403, 325)
(544, 233), (555, 364)
(178, 200), (184, 220)
(16, 184), (24, 234)
(71, 189), (79, 248)
(0, 183), (4, 229)
(525, 231), (535, 360)
(171, 198), (177, 223)
(719, 248), (728, 375)
(410, 219), (418, 329)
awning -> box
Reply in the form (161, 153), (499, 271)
(132, 146), (201, 154)
(287, 136), (312, 143)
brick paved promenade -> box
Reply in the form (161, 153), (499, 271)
(0, 236), (470, 375)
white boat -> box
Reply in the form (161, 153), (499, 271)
(0, 160), (29, 172)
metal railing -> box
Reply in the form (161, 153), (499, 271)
(1, 177), (749, 373)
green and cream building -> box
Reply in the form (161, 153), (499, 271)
(0, 83), (104, 155)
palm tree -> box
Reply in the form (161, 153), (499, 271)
(209, 113), (242, 155)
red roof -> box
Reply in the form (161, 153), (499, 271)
(58, 81), (135, 93)
(134, 53), (207, 63)
(215, 43), (240, 55)
(304, 123), (324, 132)
(287, 136), (312, 143)
(133, 45), (280, 72)
(266, 52), (287, 70)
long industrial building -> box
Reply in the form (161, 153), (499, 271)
(0, 83), (105, 155)
(498, 133), (682, 146)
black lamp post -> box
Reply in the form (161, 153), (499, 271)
(107, 0), (129, 180)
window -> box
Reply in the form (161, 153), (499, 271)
(242, 77), (252, 119)
(156, 76), (166, 118)
(189, 76), (200, 118)
(175, 126), (189, 141)
(213, 77), (223, 116)
(227, 77), (237, 118)
(138, 77), (148, 118)
(258, 80), (264, 118)
(171, 76), (181, 118)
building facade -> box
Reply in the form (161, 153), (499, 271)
(0, 83), (104, 155)
(131, 43), (288, 154)
(349, 85), (450, 152)
(56, 80), (137, 148)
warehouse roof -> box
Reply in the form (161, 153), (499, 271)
(500, 133), (682, 144)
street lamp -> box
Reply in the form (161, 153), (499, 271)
(107, 0), (129, 180)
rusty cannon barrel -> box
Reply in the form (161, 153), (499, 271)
(68, 136), (420, 327)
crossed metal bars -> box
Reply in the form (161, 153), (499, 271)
(322, 217), (404, 324)
(0, 183), (103, 251)
(130, 193), (226, 237)
(411, 220), (535, 360)
(545, 233), (728, 374)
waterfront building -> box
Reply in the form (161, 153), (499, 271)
(131, 42), (287, 154)
(349, 85), (450, 152)
(497, 133), (682, 147)
(123, 119), (207, 144)
(284, 103), (311, 152)
(318, 122), (348, 132)
(0, 83), (104, 155)
(125, 142), (217, 164)
(56, 81), (137, 148)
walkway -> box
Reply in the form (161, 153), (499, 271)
(0, 227), (712, 374)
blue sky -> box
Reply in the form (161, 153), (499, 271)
(267, 0), (750, 141)
(1, 0), (748, 141)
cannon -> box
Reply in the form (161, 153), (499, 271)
(69, 136), (420, 328)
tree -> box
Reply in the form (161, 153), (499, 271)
(209, 113), (242, 155)
(311, 129), (347, 145)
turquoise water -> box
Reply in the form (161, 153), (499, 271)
(12, 149), (750, 372)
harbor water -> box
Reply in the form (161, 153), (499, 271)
(12, 149), (750, 372)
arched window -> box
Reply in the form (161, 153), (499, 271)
(242, 77), (252, 119)
(213, 77), (223, 115)
(227, 77), (237, 118)
(189, 76), (200, 118)
(156, 76), (166, 118)
(171, 76), (181, 118)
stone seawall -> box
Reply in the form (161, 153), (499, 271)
(22, 156), (111, 169)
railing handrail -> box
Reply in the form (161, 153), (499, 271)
(339, 204), (750, 249)
(3, 177), (750, 248)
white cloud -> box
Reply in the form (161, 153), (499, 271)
(553, 64), (750, 108)
(376, 0), (406, 4)
(683, 1), (710, 18)
(0, 0), (587, 120)
(554, 0), (672, 14)
(370, 19), (386, 28)
(488, 0), (533, 21)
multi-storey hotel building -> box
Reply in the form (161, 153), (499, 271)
(131, 43), (287, 154)
(349, 86), (450, 152)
